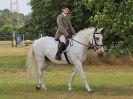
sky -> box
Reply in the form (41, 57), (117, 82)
(0, 0), (32, 15)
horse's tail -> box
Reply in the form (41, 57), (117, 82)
(26, 46), (38, 79)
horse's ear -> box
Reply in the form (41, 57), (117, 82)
(99, 28), (104, 32)
(95, 28), (98, 32)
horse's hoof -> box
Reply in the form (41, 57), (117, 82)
(88, 89), (94, 93)
(36, 86), (47, 91)
(36, 86), (41, 90)
(86, 88), (94, 93)
(68, 88), (73, 91)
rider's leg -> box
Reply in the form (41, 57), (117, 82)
(55, 35), (66, 60)
(59, 35), (66, 44)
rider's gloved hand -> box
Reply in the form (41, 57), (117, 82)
(67, 33), (73, 39)
(55, 39), (59, 41)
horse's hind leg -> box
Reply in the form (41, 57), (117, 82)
(36, 56), (47, 91)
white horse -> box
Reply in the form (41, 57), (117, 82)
(27, 27), (104, 92)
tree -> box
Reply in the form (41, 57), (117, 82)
(28, 0), (133, 55)
(89, 0), (133, 55)
(28, 0), (95, 36)
(0, 9), (30, 34)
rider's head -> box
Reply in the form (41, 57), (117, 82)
(62, 3), (72, 14)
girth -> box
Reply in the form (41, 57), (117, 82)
(63, 51), (71, 64)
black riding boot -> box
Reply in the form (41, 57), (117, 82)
(55, 42), (65, 60)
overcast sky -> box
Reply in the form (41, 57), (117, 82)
(0, 0), (32, 15)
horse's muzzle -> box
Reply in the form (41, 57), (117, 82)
(96, 47), (104, 53)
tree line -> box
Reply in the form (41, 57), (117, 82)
(0, 0), (132, 56)
(26, 0), (133, 56)
(0, 9), (31, 34)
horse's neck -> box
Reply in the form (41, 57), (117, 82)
(72, 30), (92, 54)
(71, 33), (89, 61)
(74, 29), (93, 46)
(73, 28), (94, 52)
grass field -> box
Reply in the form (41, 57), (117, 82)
(0, 48), (133, 99)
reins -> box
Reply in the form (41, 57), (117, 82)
(70, 33), (103, 49)
(71, 38), (90, 47)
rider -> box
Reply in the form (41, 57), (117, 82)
(55, 3), (76, 60)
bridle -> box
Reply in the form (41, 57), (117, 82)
(92, 33), (103, 49)
(70, 32), (103, 49)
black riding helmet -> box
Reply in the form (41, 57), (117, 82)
(62, 3), (72, 10)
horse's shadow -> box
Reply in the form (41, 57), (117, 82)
(46, 84), (133, 96)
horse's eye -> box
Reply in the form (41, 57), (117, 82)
(96, 37), (99, 40)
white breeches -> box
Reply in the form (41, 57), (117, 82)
(59, 35), (66, 43)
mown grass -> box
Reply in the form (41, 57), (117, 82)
(0, 56), (26, 68)
(0, 65), (133, 99)
(0, 47), (29, 68)
(0, 48), (133, 99)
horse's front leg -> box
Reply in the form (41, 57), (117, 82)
(75, 61), (93, 92)
(68, 67), (77, 91)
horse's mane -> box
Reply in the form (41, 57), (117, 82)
(76, 27), (95, 36)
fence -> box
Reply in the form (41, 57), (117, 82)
(0, 33), (43, 47)
(0, 33), (13, 47)
(0, 33), (24, 47)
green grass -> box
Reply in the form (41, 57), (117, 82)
(0, 56), (26, 68)
(0, 65), (133, 99)
(0, 47), (29, 68)
(0, 48), (133, 99)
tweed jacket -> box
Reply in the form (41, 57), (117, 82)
(55, 13), (76, 39)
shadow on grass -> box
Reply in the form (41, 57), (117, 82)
(0, 83), (133, 98)
(44, 84), (133, 96)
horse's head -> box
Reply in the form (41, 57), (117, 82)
(91, 28), (104, 53)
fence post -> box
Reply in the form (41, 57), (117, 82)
(23, 34), (24, 41)
(12, 32), (16, 47)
